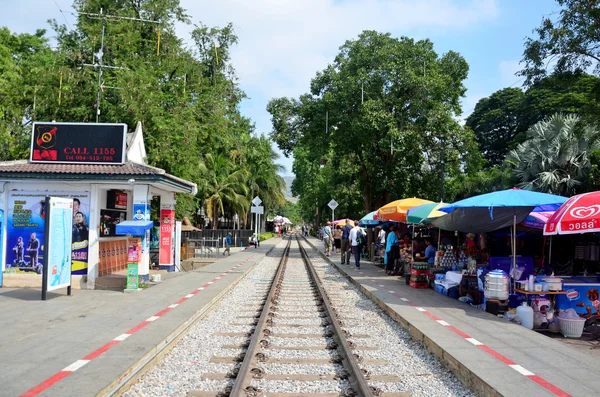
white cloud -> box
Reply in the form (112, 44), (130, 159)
(179, 0), (499, 99)
(178, 0), (499, 174)
(0, 0), (500, 176)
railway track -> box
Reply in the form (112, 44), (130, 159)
(123, 235), (473, 397)
(189, 236), (403, 397)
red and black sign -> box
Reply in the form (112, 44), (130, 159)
(30, 122), (127, 164)
(107, 190), (128, 210)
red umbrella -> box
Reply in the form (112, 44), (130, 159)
(544, 191), (600, 235)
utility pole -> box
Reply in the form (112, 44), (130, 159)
(79, 8), (159, 122)
(440, 135), (445, 202)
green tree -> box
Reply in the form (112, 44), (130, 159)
(446, 167), (515, 202)
(465, 88), (526, 166)
(467, 72), (600, 166)
(269, 31), (474, 217)
(198, 153), (249, 229)
(521, 0), (600, 86)
(0, 0), (286, 222)
(507, 113), (600, 196)
(0, 28), (58, 160)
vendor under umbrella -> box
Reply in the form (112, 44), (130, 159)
(384, 225), (399, 275)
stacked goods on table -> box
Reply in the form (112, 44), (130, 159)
(440, 247), (457, 269)
(410, 262), (429, 288)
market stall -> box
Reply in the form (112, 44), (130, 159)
(543, 192), (600, 337)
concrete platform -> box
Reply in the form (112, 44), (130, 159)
(0, 238), (282, 397)
(304, 236), (599, 397)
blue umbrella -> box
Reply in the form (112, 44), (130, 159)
(359, 211), (380, 226)
(439, 189), (567, 214)
(434, 189), (567, 233)
(433, 188), (567, 289)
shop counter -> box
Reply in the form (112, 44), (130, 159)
(98, 237), (129, 276)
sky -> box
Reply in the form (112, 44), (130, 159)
(0, 0), (561, 176)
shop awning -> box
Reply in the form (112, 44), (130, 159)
(115, 220), (154, 236)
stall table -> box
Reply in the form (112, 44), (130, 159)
(515, 289), (568, 309)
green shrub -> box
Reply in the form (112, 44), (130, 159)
(259, 232), (275, 241)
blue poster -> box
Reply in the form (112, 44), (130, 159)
(47, 197), (73, 291)
(133, 203), (150, 221)
(4, 191), (90, 275)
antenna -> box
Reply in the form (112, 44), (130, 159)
(78, 8), (160, 122)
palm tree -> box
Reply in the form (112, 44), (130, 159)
(198, 153), (249, 229)
(507, 113), (600, 196)
(241, 136), (286, 224)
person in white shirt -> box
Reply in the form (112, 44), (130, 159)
(377, 226), (386, 256)
(348, 222), (365, 269)
(322, 221), (333, 256)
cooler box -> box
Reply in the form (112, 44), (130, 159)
(434, 281), (459, 297)
(555, 281), (600, 316)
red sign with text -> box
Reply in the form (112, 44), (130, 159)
(159, 208), (175, 265)
(115, 192), (128, 210)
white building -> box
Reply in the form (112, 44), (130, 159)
(0, 121), (197, 289)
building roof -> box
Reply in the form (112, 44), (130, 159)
(0, 160), (197, 195)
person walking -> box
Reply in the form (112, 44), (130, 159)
(223, 232), (232, 256)
(349, 221), (365, 269)
(384, 225), (399, 275)
(340, 220), (352, 265)
(333, 225), (342, 253)
(322, 221), (333, 256)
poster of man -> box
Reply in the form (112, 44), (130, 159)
(72, 211), (89, 243)
(4, 191), (90, 275)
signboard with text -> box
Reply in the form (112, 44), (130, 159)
(30, 122), (126, 164)
(45, 197), (74, 292)
(159, 205), (175, 265)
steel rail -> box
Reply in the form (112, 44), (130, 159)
(297, 237), (377, 397)
(227, 237), (292, 396)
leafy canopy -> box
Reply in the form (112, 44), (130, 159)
(269, 31), (476, 222)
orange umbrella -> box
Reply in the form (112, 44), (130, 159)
(377, 198), (434, 223)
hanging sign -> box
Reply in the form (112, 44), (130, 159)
(30, 122), (127, 164)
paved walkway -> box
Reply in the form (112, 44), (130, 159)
(0, 238), (282, 397)
(305, 236), (599, 397)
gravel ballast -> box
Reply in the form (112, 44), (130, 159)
(124, 238), (476, 397)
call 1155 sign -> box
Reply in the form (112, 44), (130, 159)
(30, 122), (127, 164)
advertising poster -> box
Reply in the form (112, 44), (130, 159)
(4, 191), (90, 275)
(133, 203), (150, 221)
(126, 237), (141, 290)
(556, 284), (600, 316)
(46, 197), (73, 291)
(159, 205), (175, 265)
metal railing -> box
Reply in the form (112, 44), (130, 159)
(182, 238), (221, 259)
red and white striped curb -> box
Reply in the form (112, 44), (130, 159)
(20, 255), (256, 397)
(351, 268), (572, 397)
